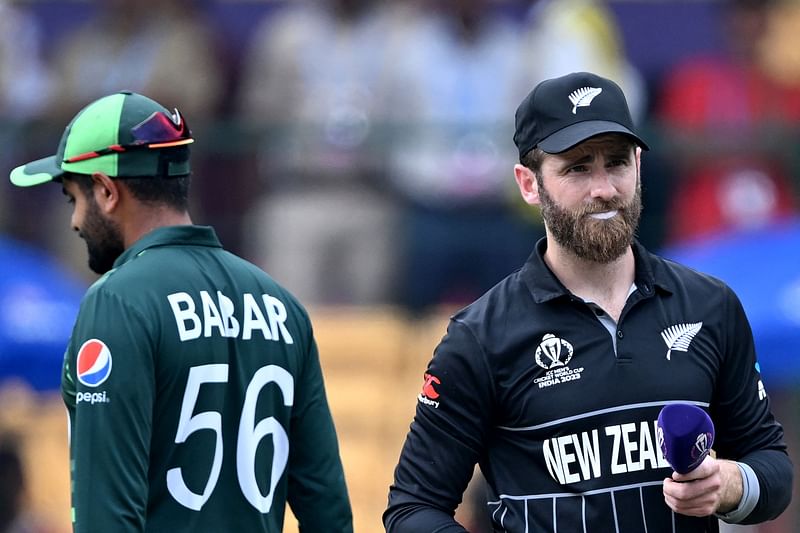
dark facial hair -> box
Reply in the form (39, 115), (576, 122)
(80, 194), (125, 274)
(537, 173), (642, 264)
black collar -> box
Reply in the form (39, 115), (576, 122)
(520, 237), (676, 303)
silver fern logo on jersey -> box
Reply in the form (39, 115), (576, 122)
(535, 333), (574, 369)
(568, 86), (602, 114)
(661, 322), (703, 360)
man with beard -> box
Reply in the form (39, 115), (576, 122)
(384, 72), (792, 532)
(9, 92), (352, 533)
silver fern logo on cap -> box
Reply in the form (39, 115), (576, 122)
(661, 322), (703, 360)
(568, 87), (603, 114)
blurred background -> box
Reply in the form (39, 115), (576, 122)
(0, 0), (797, 531)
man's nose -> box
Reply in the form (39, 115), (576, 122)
(588, 168), (618, 200)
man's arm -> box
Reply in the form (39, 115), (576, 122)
(701, 287), (793, 523)
(383, 503), (470, 533)
(286, 334), (353, 532)
(67, 288), (154, 533)
(384, 319), (493, 532)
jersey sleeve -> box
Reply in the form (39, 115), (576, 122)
(64, 286), (155, 533)
(384, 318), (494, 532)
(710, 286), (793, 523)
(285, 320), (353, 532)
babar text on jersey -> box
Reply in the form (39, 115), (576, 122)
(167, 290), (295, 344)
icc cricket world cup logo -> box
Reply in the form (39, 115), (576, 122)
(694, 432), (711, 458)
(535, 334), (574, 370)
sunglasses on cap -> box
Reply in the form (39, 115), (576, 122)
(64, 109), (194, 164)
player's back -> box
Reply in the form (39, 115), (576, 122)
(139, 238), (310, 530)
(66, 226), (351, 532)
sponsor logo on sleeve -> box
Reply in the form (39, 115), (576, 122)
(755, 362), (766, 401)
(76, 339), (112, 387)
(418, 373), (440, 408)
(75, 339), (112, 405)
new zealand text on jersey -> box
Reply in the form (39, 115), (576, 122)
(543, 420), (670, 485)
(167, 290), (295, 344)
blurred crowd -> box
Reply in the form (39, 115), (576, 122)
(2, 0), (800, 313)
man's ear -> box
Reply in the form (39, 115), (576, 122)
(635, 146), (642, 175)
(514, 164), (540, 206)
(91, 172), (120, 214)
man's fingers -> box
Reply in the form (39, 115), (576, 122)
(663, 477), (722, 517)
(670, 456), (718, 482)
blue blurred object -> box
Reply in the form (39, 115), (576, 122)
(662, 220), (800, 388)
(0, 237), (85, 391)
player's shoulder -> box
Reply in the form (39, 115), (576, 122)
(80, 248), (169, 300)
(218, 249), (310, 311)
(449, 268), (528, 337)
(647, 248), (734, 298)
(84, 246), (306, 315)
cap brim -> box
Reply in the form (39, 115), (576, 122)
(9, 155), (64, 187)
(538, 120), (650, 154)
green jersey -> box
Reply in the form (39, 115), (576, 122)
(62, 226), (352, 533)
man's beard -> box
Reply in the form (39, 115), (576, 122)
(81, 197), (125, 274)
(538, 176), (642, 264)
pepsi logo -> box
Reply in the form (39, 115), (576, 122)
(76, 339), (112, 387)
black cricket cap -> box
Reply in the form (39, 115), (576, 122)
(513, 71), (649, 158)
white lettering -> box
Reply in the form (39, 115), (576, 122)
(543, 438), (566, 484)
(218, 291), (240, 338)
(168, 292), (201, 341)
(607, 421), (669, 475)
(573, 430), (602, 480)
(242, 293), (272, 341)
(201, 291), (225, 338)
(76, 391), (110, 404)
(416, 394), (440, 408)
(639, 421), (659, 470)
(606, 425), (626, 474)
(263, 295), (294, 345)
(533, 366), (583, 389)
(557, 435), (580, 484)
(167, 291), (294, 344)
(654, 421), (671, 468)
(543, 420), (670, 485)
(621, 423), (640, 472)
(544, 432), (601, 485)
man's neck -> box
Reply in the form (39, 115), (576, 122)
(543, 238), (636, 320)
(121, 206), (193, 248)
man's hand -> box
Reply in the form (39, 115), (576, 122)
(662, 457), (743, 517)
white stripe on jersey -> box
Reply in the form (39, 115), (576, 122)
(497, 399), (710, 432)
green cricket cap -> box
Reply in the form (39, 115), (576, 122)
(10, 91), (193, 187)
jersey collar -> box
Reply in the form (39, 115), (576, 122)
(113, 225), (223, 269)
(521, 237), (676, 303)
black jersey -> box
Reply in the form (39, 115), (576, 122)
(385, 239), (791, 532)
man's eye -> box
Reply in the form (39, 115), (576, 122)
(567, 165), (588, 173)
